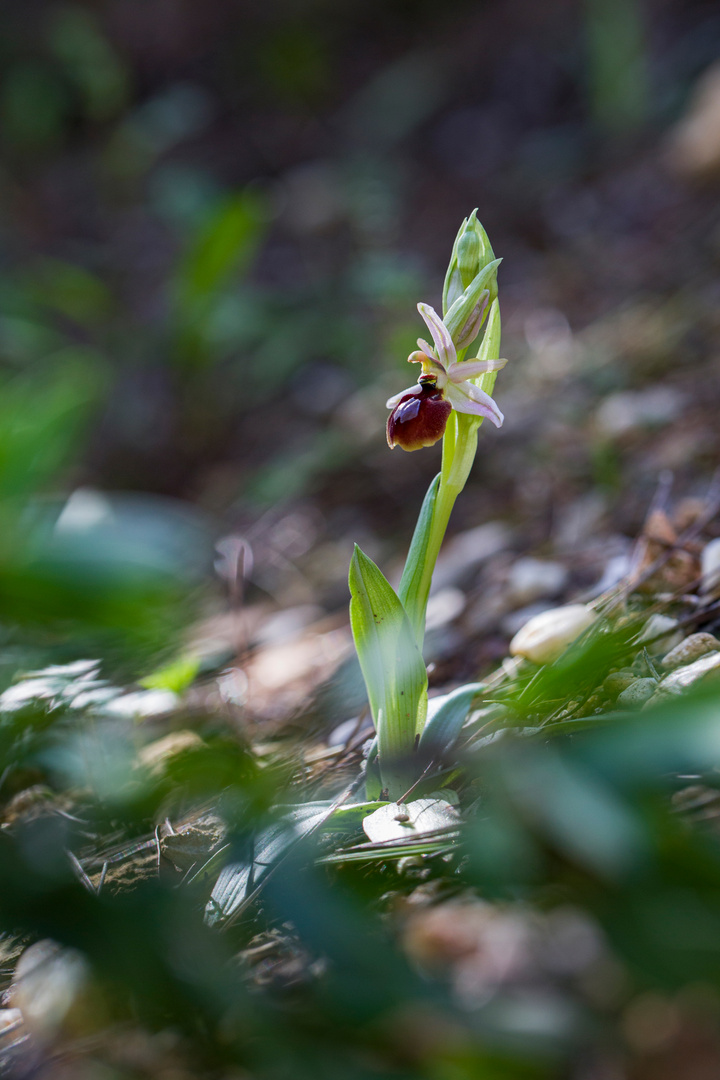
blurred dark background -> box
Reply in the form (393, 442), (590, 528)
(1, 0), (720, 669)
(5, 7), (720, 1078)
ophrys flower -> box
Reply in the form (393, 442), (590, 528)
(386, 301), (507, 451)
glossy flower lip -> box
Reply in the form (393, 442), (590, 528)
(386, 384), (452, 451)
(385, 302), (507, 451)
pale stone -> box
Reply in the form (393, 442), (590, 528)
(425, 587), (466, 630)
(432, 522), (511, 591)
(637, 614), (683, 654)
(0, 1008), (22, 1034)
(138, 730), (205, 776)
(501, 601), (556, 637)
(701, 538), (720, 594)
(507, 557), (568, 605)
(509, 604), (597, 665)
(256, 604), (324, 645)
(617, 679), (657, 709)
(11, 940), (90, 1040)
(665, 62), (720, 179)
(362, 799), (460, 843)
(661, 633), (720, 672)
(595, 387), (684, 438)
(603, 671), (636, 698)
(658, 651), (720, 695)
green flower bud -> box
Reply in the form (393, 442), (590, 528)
(442, 217), (467, 315)
(442, 210), (497, 317)
(457, 226), (481, 289)
(444, 257), (501, 346)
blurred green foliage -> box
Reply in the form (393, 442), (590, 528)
(4, 656), (720, 1077)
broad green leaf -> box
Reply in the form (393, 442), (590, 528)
(418, 682), (485, 760)
(205, 800), (387, 926)
(205, 806), (327, 927)
(349, 545), (427, 798)
(398, 472), (440, 646)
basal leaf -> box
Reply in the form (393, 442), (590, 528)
(349, 545), (427, 798)
(418, 682), (485, 760)
(398, 472), (440, 646)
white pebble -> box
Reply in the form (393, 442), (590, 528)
(617, 679), (658, 709)
(702, 538), (720, 594)
(509, 604), (597, 665)
(659, 651), (720, 694)
(425, 587), (466, 630)
(0, 1008), (22, 1035)
(595, 387), (684, 437)
(12, 940), (90, 1040)
(507, 558), (568, 605)
(661, 633), (720, 671)
(637, 614), (683, 654)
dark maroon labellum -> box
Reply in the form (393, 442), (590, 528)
(386, 385), (452, 451)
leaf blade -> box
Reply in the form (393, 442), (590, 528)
(349, 545), (427, 797)
(398, 473), (440, 646)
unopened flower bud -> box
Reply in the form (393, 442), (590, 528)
(457, 226), (481, 288)
(442, 210), (498, 321)
(386, 384), (452, 452)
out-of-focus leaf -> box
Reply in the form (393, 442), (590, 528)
(0, 359), (102, 502)
(0, 492), (210, 670)
(205, 805), (329, 927)
(498, 744), (646, 879)
(47, 4), (129, 121)
(141, 654), (201, 694)
(24, 259), (113, 326)
(177, 190), (267, 305)
(1, 63), (69, 148)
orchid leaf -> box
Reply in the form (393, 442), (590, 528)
(205, 804), (328, 927)
(398, 472), (440, 646)
(204, 798), (389, 927)
(418, 682), (485, 760)
(349, 545), (427, 798)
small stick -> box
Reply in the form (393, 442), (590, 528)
(97, 861), (108, 896)
(66, 850), (95, 893)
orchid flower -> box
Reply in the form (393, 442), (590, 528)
(386, 301), (507, 451)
